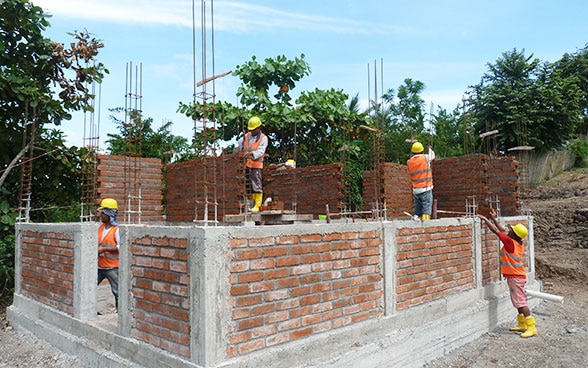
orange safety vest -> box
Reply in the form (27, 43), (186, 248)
(243, 132), (267, 169)
(500, 238), (526, 277)
(407, 155), (433, 189)
(98, 224), (119, 269)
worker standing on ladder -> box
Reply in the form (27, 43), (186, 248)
(407, 141), (435, 220)
(237, 116), (268, 212)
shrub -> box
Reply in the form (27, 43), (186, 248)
(569, 139), (588, 167)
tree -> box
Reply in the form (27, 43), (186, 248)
(179, 54), (367, 167)
(0, 0), (108, 189)
(554, 45), (588, 135)
(1, 0), (107, 296)
(233, 54), (311, 108)
(432, 106), (465, 157)
(469, 49), (582, 152)
(381, 78), (428, 163)
(105, 108), (192, 163)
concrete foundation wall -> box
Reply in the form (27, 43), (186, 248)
(9, 217), (541, 368)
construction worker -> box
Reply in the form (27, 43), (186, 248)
(97, 198), (120, 312)
(407, 141), (435, 220)
(479, 208), (537, 338)
(237, 116), (268, 212)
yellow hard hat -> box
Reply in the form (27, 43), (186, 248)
(411, 142), (424, 153)
(285, 159), (296, 168)
(98, 198), (118, 210)
(510, 223), (528, 240)
(248, 116), (262, 130)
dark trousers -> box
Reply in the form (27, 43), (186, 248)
(98, 267), (119, 310)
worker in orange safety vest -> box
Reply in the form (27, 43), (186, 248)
(97, 198), (120, 312)
(479, 208), (537, 338)
(236, 116), (269, 212)
(407, 141), (435, 220)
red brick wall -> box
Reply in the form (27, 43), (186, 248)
(97, 155), (163, 222)
(166, 155), (345, 221)
(395, 224), (475, 310)
(226, 229), (383, 357)
(130, 236), (191, 357)
(364, 155), (520, 219)
(485, 157), (521, 216)
(19, 230), (75, 315)
(480, 226), (500, 285)
(263, 163), (345, 216)
(363, 163), (412, 218)
(433, 154), (520, 217)
(166, 153), (244, 222)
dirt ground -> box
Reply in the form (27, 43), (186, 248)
(1, 168), (588, 367)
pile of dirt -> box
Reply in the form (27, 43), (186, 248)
(523, 168), (588, 284)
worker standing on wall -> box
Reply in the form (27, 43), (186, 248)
(478, 208), (537, 338)
(407, 141), (435, 220)
(97, 198), (120, 312)
(236, 116), (268, 212)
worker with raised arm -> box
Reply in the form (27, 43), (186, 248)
(236, 116), (268, 212)
(478, 208), (537, 338)
(407, 141), (435, 220)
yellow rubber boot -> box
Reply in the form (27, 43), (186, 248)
(421, 214), (431, 221)
(248, 194), (256, 212)
(250, 192), (263, 212)
(520, 316), (537, 338)
(509, 314), (527, 332)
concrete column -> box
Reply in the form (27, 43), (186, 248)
(527, 215), (535, 277)
(74, 223), (99, 321)
(382, 222), (397, 316)
(14, 224), (23, 295)
(473, 218), (483, 289)
(189, 227), (232, 366)
(118, 225), (131, 336)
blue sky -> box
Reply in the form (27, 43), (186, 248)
(32, 0), (588, 148)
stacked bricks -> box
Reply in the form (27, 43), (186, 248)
(432, 155), (487, 217)
(226, 229), (383, 357)
(484, 157), (520, 216)
(395, 224), (475, 310)
(130, 236), (191, 358)
(166, 153), (245, 222)
(263, 163), (345, 216)
(480, 224), (501, 285)
(363, 163), (413, 218)
(19, 230), (75, 316)
(480, 219), (530, 285)
(166, 154), (346, 221)
(97, 155), (163, 222)
(433, 154), (520, 217)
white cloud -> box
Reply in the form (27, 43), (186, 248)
(33, 0), (192, 27)
(32, 0), (411, 35)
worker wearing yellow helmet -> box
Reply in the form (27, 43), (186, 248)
(236, 116), (269, 212)
(96, 197), (120, 311)
(478, 208), (536, 338)
(407, 141), (435, 220)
